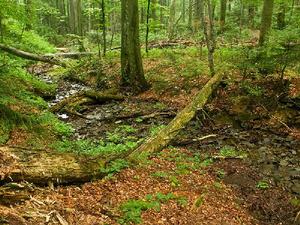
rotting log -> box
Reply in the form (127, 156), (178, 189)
(44, 52), (97, 59)
(0, 44), (66, 67)
(126, 73), (224, 159)
(49, 90), (124, 113)
(0, 147), (106, 185)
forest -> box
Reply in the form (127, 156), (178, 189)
(0, 0), (299, 224)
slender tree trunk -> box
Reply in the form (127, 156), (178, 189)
(101, 0), (106, 56)
(25, 0), (33, 30)
(188, 0), (193, 30)
(182, 0), (186, 23)
(146, 0), (151, 52)
(248, 4), (255, 29)
(168, 0), (176, 40)
(152, 0), (157, 20)
(201, 0), (215, 76)
(121, 0), (149, 93)
(258, 0), (274, 46)
(219, 0), (226, 33)
(277, 3), (285, 29)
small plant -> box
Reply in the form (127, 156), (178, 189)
(216, 169), (226, 179)
(219, 146), (247, 159)
(256, 180), (270, 190)
(194, 194), (205, 208)
(151, 171), (169, 179)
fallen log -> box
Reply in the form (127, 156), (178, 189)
(49, 90), (124, 113)
(126, 73), (224, 159)
(0, 44), (66, 67)
(0, 147), (106, 185)
(44, 52), (97, 59)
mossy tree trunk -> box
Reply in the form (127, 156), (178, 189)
(219, 0), (227, 33)
(168, 0), (176, 40)
(258, 0), (274, 46)
(121, 0), (149, 93)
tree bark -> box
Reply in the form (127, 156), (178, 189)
(146, 0), (151, 52)
(258, 0), (274, 46)
(121, 0), (149, 93)
(277, 3), (285, 30)
(219, 0), (227, 33)
(0, 147), (106, 185)
(168, 0), (176, 40)
(0, 44), (66, 67)
(201, 0), (216, 76)
(193, 0), (202, 32)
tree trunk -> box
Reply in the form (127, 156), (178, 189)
(25, 0), (34, 30)
(168, 0), (176, 40)
(126, 72), (224, 158)
(121, 0), (149, 93)
(152, 0), (158, 20)
(277, 3), (285, 30)
(182, 0), (186, 23)
(201, 0), (216, 76)
(219, 0), (227, 33)
(258, 0), (274, 46)
(146, 0), (151, 52)
(193, 0), (201, 32)
(101, 0), (107, 56)
(188, 0), (193, 30)
(248, 4), (255, 29)
(69, 0), (82, 35)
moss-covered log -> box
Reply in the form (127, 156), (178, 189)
(127, 73), (224, 158)
(49, 90), (124, 113)
(0, 147), (106, 185)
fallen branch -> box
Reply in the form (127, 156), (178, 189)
(172, 134), (217, 146)
(0, 44), (66, 67)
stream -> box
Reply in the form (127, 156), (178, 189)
(39, 72), (300, 196)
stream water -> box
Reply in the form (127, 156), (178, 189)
(39, 72), (300, 196)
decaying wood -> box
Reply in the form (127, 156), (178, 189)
(147, 40), (197, 49)
(44, 52), (96, 59)
(0, 44), (66, 67)
(126, 73), (224, 159)
(49, 90), (124, 113)
(0, 147), (106, 185)
(172, 134), (217, 146)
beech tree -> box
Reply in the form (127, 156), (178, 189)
(121, 0), (149, 93)
(258, 0), (275, 46)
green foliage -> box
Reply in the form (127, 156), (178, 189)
(119, 192), (186, 224)
(219, 146), (247, 158)
(149, 124), (166, 136)
(241, 81), (264, 97)
(101, 159), (130, 176)
(194, 194), (205, 208)
(256, 180), (270, 190)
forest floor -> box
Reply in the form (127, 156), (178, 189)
(1, 49), (300, 225)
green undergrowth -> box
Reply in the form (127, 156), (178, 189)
(52, 124), (142, 156)
(119, 192), (187, 224)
